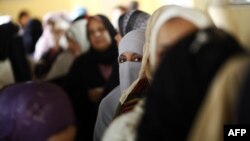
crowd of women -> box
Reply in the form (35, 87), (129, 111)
(1, 3), (250, 141)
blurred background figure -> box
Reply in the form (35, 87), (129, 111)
(67, 6), (90, 54)
(71, 6), (88, 22)
(0, 82), (76, 141)
(17, 10), (30, 34)
(33, 12), (70, 79)
(128, 1), (139, 11)
(64, 14), (118, 141)
(34, 12), (70, 62)
(0, 21), (31, 89)
(188, 50), (250, 141)
(22, 19), (43, 55)
(137, 27), (246, 141)
(111, 5), (128, 31)
(208, 0), (250, 51)
(118, 9), (150, 37)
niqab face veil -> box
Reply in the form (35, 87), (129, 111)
(119, 5), (213, 104)
(118, 30), (145, 93)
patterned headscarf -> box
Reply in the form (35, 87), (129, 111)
(0, 82), (75, 141)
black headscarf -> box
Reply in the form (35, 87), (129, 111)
(137, 28), (245, 141)
(237, 69), (250, 124)
(22, 18), (43, 54)
(86, 15), (118, 65)
(0, 22), (31, 82)
(63, 14), (118, 141)
(0, 22), (19, 60)
(86, 15), (120, 97)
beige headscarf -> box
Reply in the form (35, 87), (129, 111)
(187, 55), (250, 141)
(0, 59), (15, 89)
(120, 5), (213, 104)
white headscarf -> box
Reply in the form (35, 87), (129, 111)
(67, 19), (90, 54)
(149, 5), (213, 72)
(34, 12), (70, 62)
(0, 59), (14, 89)
(118, 30), (145, 94)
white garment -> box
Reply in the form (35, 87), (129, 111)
(102, 100), (145, 141)
(120, 5), (213, 104)
(34, 12), (70, 62)
(94, 86), (121, 141)
(188, 55), (250, 141)
(149, 5), (213, 71)
(118, 30), (145, 93)
(45, 51), (74, 81)
(67, 19), (90, 54)
(118, 30), (145, 56)
(119, 62), (141, 94)
(0, 59), (15, 89)
(34, 30), (69, 62)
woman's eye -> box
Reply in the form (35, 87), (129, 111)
(119, 58), (126, 63)
(98, 27), (106, 33)
(133, 57), (142, 62)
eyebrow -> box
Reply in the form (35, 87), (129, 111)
(119, 55), (126, 59)
(131, 53), (142, 56)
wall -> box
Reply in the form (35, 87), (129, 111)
(0, 0), (164, 21)
(0, 0), (71, 20)
(1, 0), (249, 49)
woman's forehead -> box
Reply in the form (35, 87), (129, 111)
(120, 52), (141, 56)
(89, 16), (103, 24)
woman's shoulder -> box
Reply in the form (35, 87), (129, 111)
(74, 51), (94, 64)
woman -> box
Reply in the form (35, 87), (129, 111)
(137, 28), (245, 141)
(94, 30), (145, 141)
(37, 27), (83, 82)
(102, 9), (150, 98)
(116, 5), (213, 116)
(188, 53), (250, 141)
(0, 22), (31, 89)
(0, 82), (75, 141)
(22, 18), (43, 55)
(34, 12), (70, 62)
(118, 9), (150, 37)
(68, 6), (90, 54)
(0, 22), (17, 89)
(34, 12), (70, 79)
(64, 14), (118, 141)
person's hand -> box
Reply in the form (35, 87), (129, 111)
(121, 98), (140, 113)
(47, 125), (76, 141)
(88, 87), (104, 103)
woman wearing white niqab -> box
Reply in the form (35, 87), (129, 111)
(94, 30), (145, 141)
